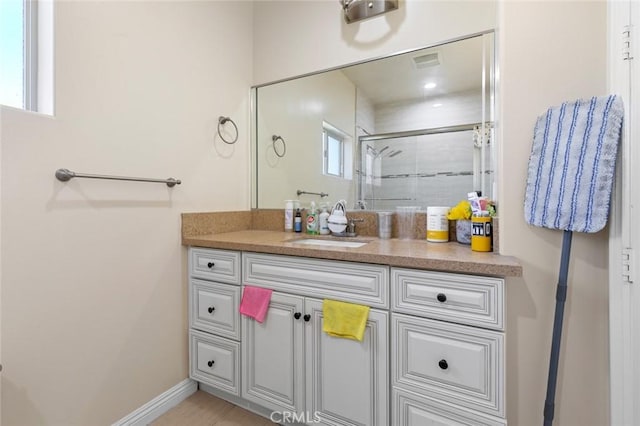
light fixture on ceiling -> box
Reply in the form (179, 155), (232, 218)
(423, 82), (437, 90)
(432, 103), (443, 108)
(340, 0), (398, 24)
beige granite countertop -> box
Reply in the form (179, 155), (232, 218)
(182, 229), (522, 278)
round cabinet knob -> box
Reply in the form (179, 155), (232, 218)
(207, 360), (215, 367)
(303, 314), (311, 322)
(438, 359), (448, 370)
(436, 293), (447, 303)
(207, 262), (215, 268)
(294, 312), (302, 320)
(208, 306), (215, 314)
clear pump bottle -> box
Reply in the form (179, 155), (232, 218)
(319, 204), (330, 235)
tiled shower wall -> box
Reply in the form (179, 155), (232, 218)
(358, 89), (492, 211)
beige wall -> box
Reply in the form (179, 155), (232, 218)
(0, 1), (252, 425)
(253, 0), (498, 85)
(500, 2), (609, 425)
(254, 1), (610, 425)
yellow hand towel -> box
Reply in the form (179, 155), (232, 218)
(322, 299), (370, 342)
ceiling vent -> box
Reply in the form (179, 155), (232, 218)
(412, 52), (441, 69)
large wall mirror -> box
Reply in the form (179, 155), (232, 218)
(252, 31), (495, 211)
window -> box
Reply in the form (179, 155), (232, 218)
(324, 128), (344, 177)
(1, 0), (23, 108)
(0, 0), (53, 113)
(322, 121), (353, 180)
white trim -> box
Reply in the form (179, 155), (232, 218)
(24, 0), (38, 111)
(36, 0), (54, 115)
(112, 379), (197, 426)
(608, 1), (639, 425)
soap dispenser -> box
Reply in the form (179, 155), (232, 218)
(319, 204), (330, 235)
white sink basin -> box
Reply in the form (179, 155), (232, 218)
(290, 238), (368, 248)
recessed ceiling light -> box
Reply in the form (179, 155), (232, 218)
(432, 103), (443, 108)
(423, 82), (437, 90)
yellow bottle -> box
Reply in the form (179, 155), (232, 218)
(471, 212), (492, 252)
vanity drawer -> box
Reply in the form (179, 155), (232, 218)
(243, 252), (389, 308)
(189, 248), (240, 285)
(392, 388), (506, 426)
(391, 268), (504, 330)
(189, 279), (241, 340)
(189, 330), (240, 396)
(391, 313), (504, 418)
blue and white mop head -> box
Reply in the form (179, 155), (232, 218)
(524, 95), (624, 233)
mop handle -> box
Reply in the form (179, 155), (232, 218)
(543, 230), (573, 426)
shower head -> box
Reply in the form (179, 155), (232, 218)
(388, 150), (403, 158)
(368, 145), (390, 158)
(357, 125), (372, 136)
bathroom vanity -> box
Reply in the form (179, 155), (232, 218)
(183, 213), (520, 426)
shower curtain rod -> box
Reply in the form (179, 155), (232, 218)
(358, 122), (492, 142)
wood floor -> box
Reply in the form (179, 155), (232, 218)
(151, 391), (273, 426)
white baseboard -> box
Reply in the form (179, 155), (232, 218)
(112, 378), (197, 426)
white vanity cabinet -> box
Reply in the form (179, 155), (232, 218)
(188, 248), (242, 395)
(186, 247), (509, 426)
(242, 253), (389, 426)
(391, 267), (506, 425)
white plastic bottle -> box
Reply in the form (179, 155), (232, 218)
(284, 200), (294, 231)
(319, 204), (330, 235)
(426, 206), (449, 242)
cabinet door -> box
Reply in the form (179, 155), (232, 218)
(242, 291), (305, 414)
(305, 298), (389, 426)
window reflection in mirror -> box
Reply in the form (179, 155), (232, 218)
(323, 123), (347, 178)
(253, 31), (495, 211)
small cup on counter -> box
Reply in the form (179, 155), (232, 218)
(396, 206), (418, 240)
(377, 211), (393, 239)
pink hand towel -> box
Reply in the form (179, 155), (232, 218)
(239, 285), (273, 323)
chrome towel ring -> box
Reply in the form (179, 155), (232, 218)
(218, 116), (238, 144)
(272, 135), (286, 157)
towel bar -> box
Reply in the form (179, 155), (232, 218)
(55, 168), (181, 187)
(297, 189), (329, 198)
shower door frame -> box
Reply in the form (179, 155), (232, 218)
(356, 122), (492, 209)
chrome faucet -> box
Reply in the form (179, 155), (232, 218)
(346, 218), (365, 237)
